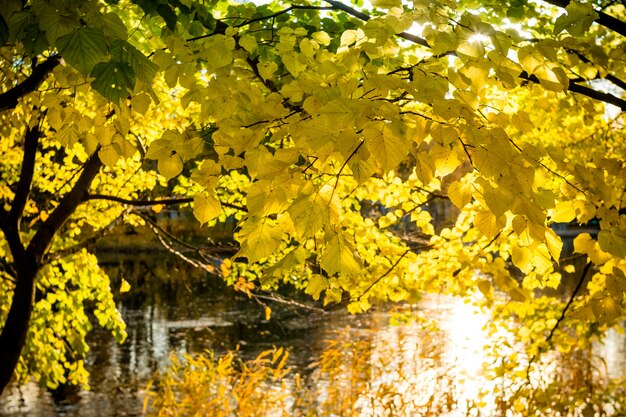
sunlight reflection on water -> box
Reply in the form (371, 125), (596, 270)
(1, 290), (625, 416)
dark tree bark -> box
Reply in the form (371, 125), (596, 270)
(0, 250), (37, 394)
(0, 56), (61, 113)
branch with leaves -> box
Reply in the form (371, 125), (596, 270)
(0, 56), (61, 112)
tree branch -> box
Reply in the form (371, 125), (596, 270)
(7, 122), (41, 228)
(356, 249), (411, 301)
(568, 81), (626, 110)
(234, 5), (334, 29)
(84, 193), (248, 212)
(519, 71), (626, 111)
(326, 0), (626, 110)
(526, 261), (592, 376)
(26, 151), (103, 262)
(0, 56), (62, 113)
(135, 211), (220, 274)
(323, 0), (430, 48)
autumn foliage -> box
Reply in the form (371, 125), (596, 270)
(0, 0), (626, 407)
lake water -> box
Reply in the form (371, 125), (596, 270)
(1, 254), (625, 416)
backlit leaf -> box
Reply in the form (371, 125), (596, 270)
(306, 274), (328, 301)
(57, 27), (107, 75)
(319, 230), (362, 278)
(90, 60), (135, 104)
(194, 192), (222, 225)
(236, 218), (285, 263)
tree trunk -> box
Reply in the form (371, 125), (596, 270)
(0, 254), (38, 395)
(0, 152), (103, 395)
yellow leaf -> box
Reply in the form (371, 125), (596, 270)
(574, 233), (612, 265)
(448, 180), (472, 209)
(320, 231), (361, 278)
(544, 228), (562, 262)
(287, 184), (339, 239)
(239, 34), (257, 53)
(591, 296), (622, 323)
(551, 201), (576, 223)
(193, 192), (221, 225)
(305, 274), (328, 301)
(598, 229), (626, 258)
(258, 61), (278, 81)
(430, 143), (463, 177)
(157, 153), (184, 180)
(131, 93), (152, 115)
(236, 218), (284, 263)
(371, 0), (401, 8)
(99, 145), (120, 167)
(474, 209), (504, 239)
(312, 31), (331, 46)
(191, 160), (221, 189)
(120, 278), (131, 294)
(512, 246), (533, 274)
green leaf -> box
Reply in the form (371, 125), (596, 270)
(156, 4), (177, 30)
(57, 27), (107, 75)
(90, 60), (136, 104)
(99, 13), (128, 40)
(22, 23), (48, 56)
(554, 1), (598, 36)
(33, 0), (77, 44)
(110, 40), (158, 83)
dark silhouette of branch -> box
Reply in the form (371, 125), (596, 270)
(526, 261), (592, 377)
(234, 5), (334, 28)
(545, 261), (593, 345)
(324, 0), (430, 48)
(7, 123), (41, 228)
(519, 71), (626, 111)
(134, 211), (221, 274)
(0, 55), (61, 113)
(568, 81), (626, 110)
(0, 123), (43, 268)
(26, 151), (103, 261)
(325, 0), (626, 111)
(85, 193), (248, 212)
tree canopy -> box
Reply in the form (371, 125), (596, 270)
(1, 0), (626, 402)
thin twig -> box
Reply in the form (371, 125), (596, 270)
(526, 261), (592, 376)
(85, 193), (248, 213)
(356, 249), (411, 300)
